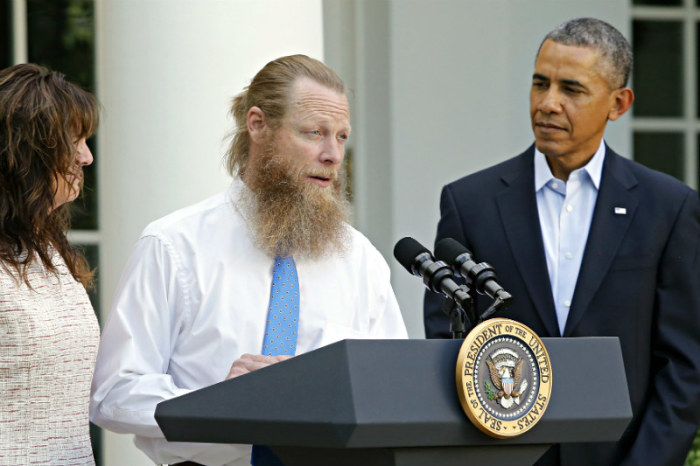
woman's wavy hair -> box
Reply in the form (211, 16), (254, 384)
(0, 63), (99, 288)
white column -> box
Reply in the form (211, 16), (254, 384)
(95, 1), (323, 464)
(10, 0), (27, 63)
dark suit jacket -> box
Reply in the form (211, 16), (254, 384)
(424, 144), (700, 465)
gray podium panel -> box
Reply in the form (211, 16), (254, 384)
(271, 444), (549, 466)
(156, 338), (631, 464)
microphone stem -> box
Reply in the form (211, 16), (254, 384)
(440, 283), (475, 338)
(479, 296), (509, 322)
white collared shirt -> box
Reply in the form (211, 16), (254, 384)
(534, 140), (605, 335)
(90, 178), (407, 466)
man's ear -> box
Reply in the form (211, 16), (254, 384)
(247, 106), (267, 143)
(608, 88), (634, 121)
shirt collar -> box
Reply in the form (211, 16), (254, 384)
(534, 139), (606, 191)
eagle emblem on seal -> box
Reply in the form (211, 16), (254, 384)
(485, 348), (529, 409)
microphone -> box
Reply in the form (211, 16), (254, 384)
(393, 237), (471, 314)
(435, 238), (512, 308)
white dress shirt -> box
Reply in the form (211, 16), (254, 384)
(534, 140), (604, 335)
(90, 178), (407, 466)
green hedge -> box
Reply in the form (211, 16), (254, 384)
(685, 427), (700, 466)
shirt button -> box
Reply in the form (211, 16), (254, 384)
(565, 252), (573, 259)
(566, 205), (573, 213)
(550, 181), (558, 189)
(564, 300), (571, 307)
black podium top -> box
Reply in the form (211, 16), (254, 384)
(155, 338), (631, 448)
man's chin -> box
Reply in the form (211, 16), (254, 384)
(302, 178), (343, 201)
(534, 140), (567, 158)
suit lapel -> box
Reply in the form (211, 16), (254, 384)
(495, 149), (560, 337)
(564, 148), (639, 336)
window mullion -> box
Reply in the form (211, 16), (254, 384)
(684, 2), (698, 188)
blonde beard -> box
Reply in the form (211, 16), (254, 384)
(240, 147), (351, 260)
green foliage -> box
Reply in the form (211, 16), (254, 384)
(484, 380), (498, 401)
(685, 427), (700, 466)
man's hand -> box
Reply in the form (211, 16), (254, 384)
(225, 353), (292, 380)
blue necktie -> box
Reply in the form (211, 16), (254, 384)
(262, 255), (300, 356)
(251, 256), (299, 465)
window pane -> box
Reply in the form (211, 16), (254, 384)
(26, 0), (95, 91)
(632, 21), (683, 117)
(345, 146), (354, 202)
(27, 0), (97, 230)
(697, 21), (700, 118)
(633, 0), (682, 5)
(90, 422), (102, 466)
(0, 0), (11, 68)
(634, 132), (685, 181)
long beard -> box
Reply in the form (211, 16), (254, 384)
(240, 146), (351, 260)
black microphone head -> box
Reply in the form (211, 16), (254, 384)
(393, 237), (430, 273)
(435, 237), (470, 264)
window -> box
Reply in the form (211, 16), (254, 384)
(631, 0), (700, 190)
(0, 1), (10, 68)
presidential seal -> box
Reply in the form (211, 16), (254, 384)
(456, 318), (552, 438)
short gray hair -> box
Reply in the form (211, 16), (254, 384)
(537, 17), (632, 89)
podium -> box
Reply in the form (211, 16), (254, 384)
(155, 338), (631, 466)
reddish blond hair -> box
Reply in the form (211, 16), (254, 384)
(226, 54), (345, 176)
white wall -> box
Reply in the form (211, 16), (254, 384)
(344, 0), (631, 338)
(95, 1), (323, 464)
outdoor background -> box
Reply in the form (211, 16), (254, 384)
(1, 0), (698, 464)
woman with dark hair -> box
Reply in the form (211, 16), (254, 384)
(0, 63), (100, 464)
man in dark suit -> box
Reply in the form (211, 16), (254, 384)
(424, 17), (700, 466)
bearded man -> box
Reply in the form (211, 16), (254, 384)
(90, 55), (407, 466)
